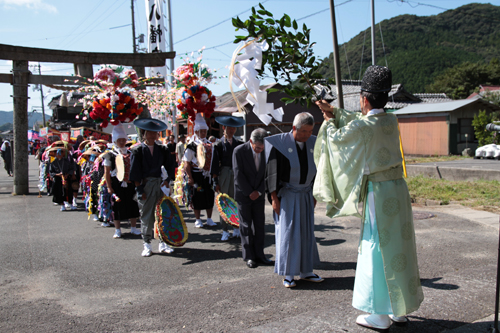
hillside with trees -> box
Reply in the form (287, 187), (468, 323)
(317, 3), (500, 94)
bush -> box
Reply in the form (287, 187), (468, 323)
(472, 109), (500, 146)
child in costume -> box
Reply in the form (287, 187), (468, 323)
(183, 113), (217, 229)
(103, 123), (141, 239)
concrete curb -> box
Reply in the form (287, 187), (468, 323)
(407, 164), (500, 181)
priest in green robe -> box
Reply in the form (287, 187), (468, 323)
(314, 65), (424, 330)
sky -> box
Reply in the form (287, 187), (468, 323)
(0, 0), (499, 119)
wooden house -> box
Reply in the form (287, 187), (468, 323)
(393, 96), (500, 156)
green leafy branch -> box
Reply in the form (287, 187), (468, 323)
(232, 3), (333, 108)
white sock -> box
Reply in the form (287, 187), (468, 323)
(285, 275), (294, 281)
(72, 198), (77, 205)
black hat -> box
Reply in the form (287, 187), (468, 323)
(215, 115), (245, 127)
(133, 118), (168, 132)
(361, 65), (392, 93)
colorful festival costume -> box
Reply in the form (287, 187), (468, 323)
(103, 147), (140, 222)
(213, 135), (243, 232)
(183, 136), (215, 211)
(49, 156), (75, 205)
(130, 141), (175, 244)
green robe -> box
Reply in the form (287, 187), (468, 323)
(313, 108), (424, 316)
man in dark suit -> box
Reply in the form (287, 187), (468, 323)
(232, 128), (273, 268)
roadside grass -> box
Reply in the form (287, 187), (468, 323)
(407, 175), (500, 213)
(405, 155), (471, 164)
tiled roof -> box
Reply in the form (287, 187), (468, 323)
(393, 96), (500, 115)
(467, 85), (500, 99)
(315, 82), (452, 111)
(48, 92), (86, 109)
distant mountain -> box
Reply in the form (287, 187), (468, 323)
(0, 123), (12, 131)
(317, 3), (500, 93)
(0, 111), (45, 129)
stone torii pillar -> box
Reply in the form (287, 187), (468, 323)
(0, 43), (176, 195)
(12, 60), (30, 195)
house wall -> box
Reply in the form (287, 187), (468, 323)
(398, 116), (449, 156)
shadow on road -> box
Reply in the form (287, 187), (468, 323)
(292, 276), (355, 291)
(421, 277), (459, 290)
(164, 247), (243, 265)
(316, 237), (346, 246)
(318, 261), (357, 271)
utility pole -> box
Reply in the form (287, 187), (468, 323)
(329, 0), (344, 109)
(371, 0), (376, 65)
(131, 0), (137, 53)
(166, 0), (177, 141)
(37, 63), (46, 126)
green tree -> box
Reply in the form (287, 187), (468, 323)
(427, 59), (500, 99)
(472, 110), (500, 146)
(317, 3), (500, 93)
(232, 3), (331, 107)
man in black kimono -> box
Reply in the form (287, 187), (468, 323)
(130, 118), (175, 257)
(212, 116), (245, 241)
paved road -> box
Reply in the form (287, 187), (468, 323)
(0, 159), (498, 332)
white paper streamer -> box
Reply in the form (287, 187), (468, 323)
(229, 40), (284, 126)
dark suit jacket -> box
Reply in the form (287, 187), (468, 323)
(232, 141), (265, 203)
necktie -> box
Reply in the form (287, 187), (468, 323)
(254, 153), (259, 171)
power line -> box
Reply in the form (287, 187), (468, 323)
(63, 0), (125, 49)
(175, 0), (354, 57)
(174, 0), (271, 45)
(15, 24), (131, 45)
(56, 0), (108, 48)
(110, 24), (132, 30)
(296, 0), (354, 21)
(387, 0), (500, 23)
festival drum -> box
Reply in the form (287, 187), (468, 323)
(115, 154), (131, 182)
(196, 143), (212, 171)
(215, 193), (240, 228)
(155, 196), (188, 247)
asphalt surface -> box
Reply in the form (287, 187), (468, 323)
(0, 158), (499, 332)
